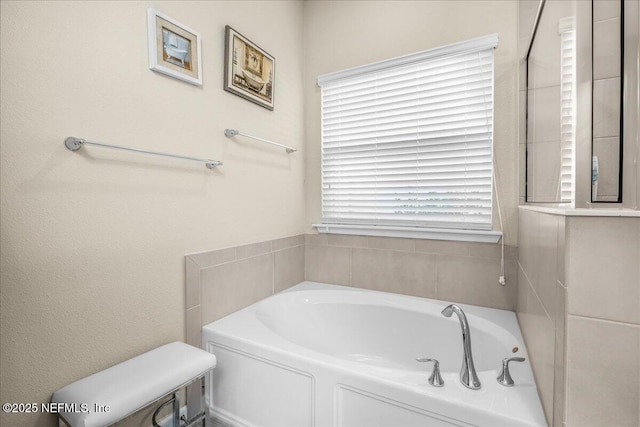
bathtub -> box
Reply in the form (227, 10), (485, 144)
(164, 45), (188, 65)
(202, 282), (547, 427)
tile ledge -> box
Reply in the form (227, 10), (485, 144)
(184, 233), (305, 258)
(519, 205), (640, 217)
(312, 223), (502, 243)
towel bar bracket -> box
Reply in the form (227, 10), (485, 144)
(65, 137), (86, 151)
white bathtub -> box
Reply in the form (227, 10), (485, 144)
(202, 282), (547, 427)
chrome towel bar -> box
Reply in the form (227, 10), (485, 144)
(64, 137), (223, 170)
(224, 129), (297, 153)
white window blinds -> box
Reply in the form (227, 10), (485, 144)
(318, 35), (497, 231)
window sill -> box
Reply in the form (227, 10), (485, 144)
(312, 224), (502, 243)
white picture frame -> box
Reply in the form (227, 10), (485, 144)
(147, 8), (202, 86)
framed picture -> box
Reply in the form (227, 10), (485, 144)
(147, 8), (202, 86)
(224, 26), (275, 110)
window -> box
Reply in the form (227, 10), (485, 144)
(316, 35), (500, 241)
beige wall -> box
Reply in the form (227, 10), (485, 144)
(0, 1), (305, 426)
(303, 0), (520, 245)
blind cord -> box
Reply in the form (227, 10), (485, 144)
(483, 49), (505, 286)
(493, 163), (506, 286)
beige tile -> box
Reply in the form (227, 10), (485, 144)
(436, 255), (513, 310)
(519, 0), (541, 42)
(533, 86), (561, 143)
(530, 141), (562, 202)
(593, 77), (621, 138)
(553, 282), (567, 426)
(367, 236), (414, 252)
(505, 257), (518, 308)
(305, 233), (327, 246)
(187, 247), (235, 268)
(516, 264), (528, 316)
(557, 217), (566, 285)
(305, 244), (351, 285)
(272, 234), (304, 251)
(536, 213), (558, 317)
(566, 217), (640, 324)
(518, 207), (539, 280)
(518, 87), (525, 128)
(529, 298), (555, 426)
(186, 306), (201, 348)
(415, 239), (469, 256)
(528, 16), (561, 90)
(518, 60), (527, 92)
(274, 245), (305, 292)
(352, 248), (435, 298)
(504, 209), (519, 251)
(516, 264), (534, 352)
(201, 253), (274, 324)
(506, 244), (518, 261)
(186, 257), (201, 309)
(593, 18), (621, 80)
(592, 137), (621, 200)
(467, 242), (505, 259)
(527, 88), (535, 144)
(566, 316), (640, 427)
(517, 262), (555, 426)
(593, 0), (621, 22)
(327, 234), (368, 248)
(235, 240), (272, 260)
(518, 33), (529, 62)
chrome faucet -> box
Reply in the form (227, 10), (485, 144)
(441, 304), (481, 390)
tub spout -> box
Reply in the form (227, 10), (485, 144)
(441, 304), (481, 390)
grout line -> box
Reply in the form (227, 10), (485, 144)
(199, 250), (274, 269)
(186, 234), (305, 263)
(567, 313), (640, 328)
(593, 76), (622, 84)
(517, 260), (554, 322)
(593, 16), (621, 24)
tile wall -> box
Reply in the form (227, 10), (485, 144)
(517, 207), (567, 426)
(564, 216), (640, 427)
(523, 0), (572, 203)
(186, 234), (516, 344)
(185, 235), (305, 347)
(518, 207), (640, 427)
(305, 234), (517, 311)
(592, 0), (622, 201)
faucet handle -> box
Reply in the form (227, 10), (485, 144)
(496, 356), (526, 386)
(416, 358), (444, 387)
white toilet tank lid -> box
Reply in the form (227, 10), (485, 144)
(51, 341), (216, 427)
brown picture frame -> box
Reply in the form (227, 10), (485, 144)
(224, 26), (275, 110)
